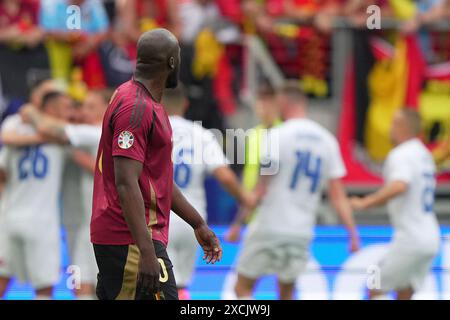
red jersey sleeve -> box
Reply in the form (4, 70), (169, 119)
(111, 99), (154, 163)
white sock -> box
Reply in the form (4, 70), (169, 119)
(35, 295), (51, 300)
(237, 296), (253, 300)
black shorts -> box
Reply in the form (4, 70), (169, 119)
(93, 240), (178, 300)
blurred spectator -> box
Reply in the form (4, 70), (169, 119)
(400, 0), (446, 62)
(175, 0), (240, 130)
(177, 0), (221, 44)
(343, 0), (391, 27)
(0, 0), (43, 48)
(40, 0), (109, 89)
(401, 0), (445, 34)
(115, 0), (176, 47)
(241, 0), (274, 34)
(284, 0), (341, 33)
(0, 0), (48, 113)
(99, 0), (177, 88)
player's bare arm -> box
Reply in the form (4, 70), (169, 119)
(114, 156), (161, 294)
(20, 104), (70, 144)
(213, 166), (258, 210)
(171, 184), (222, 264)
(328, 179), (360, 252)
(225, 174), (271, 243)
(350, 181), (408, 211)
(71, 150), (96, 175)
(1, 130), (48, 147)
(215, 166), (258, 244)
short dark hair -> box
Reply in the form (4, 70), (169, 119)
(400, 108), (422, 136)
(41, 91), (66, 110)
(135, 29), (179, 80)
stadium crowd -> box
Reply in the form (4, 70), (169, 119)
(0, 0), (449, 130)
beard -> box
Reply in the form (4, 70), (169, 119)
(166, 65), (180, 89)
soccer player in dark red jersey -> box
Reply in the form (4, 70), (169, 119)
(91, 29), (222, 300)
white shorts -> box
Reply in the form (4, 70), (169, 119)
(167, 221), (198, 288)
(378, 244), (437, 292)
(65, 223), (98, 285)
(0, 226), (61, 289)
(236, 231), (310, 283)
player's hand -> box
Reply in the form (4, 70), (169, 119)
(137, 248), (161, 295)
(349, 196), (368, 211)
(19, 103), (36, 123)
(349, 232), (361, 253)
(224, 223), (242, 243)
(194, 223), (222, 264)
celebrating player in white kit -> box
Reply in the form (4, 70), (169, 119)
(163, 87), (256, 299)
(351, 109), (440, 300)
(0, 91), (72, 299)
(234, 81), (360, 300)
(19, 90), (109, 299)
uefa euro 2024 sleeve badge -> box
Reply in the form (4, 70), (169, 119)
(118, 131), (134, 149)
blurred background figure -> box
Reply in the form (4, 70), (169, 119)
(164, 85), (255, 300)
(225, 83), (281, 242)
(351, 109), (440, 300)
(0, 0), (47, 114)
(0, 91), (72, 299)
(40, 0), (109, 89)
(62, 90), (109, 300)
(233, 82), (359, 300)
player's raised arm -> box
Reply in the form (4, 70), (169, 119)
(1, 105), (48, 147)
(171, 184), (222, 264)
(21, 103), (70, 144)
(114, 156), (161, 295)
(1, 130), (47, 147)
(3, 92), (74, 147)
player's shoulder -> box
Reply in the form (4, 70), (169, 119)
(2, 113), (36, 134)
(387, 139), (424, 164)
(2, 113), (22, 129)
(284, 118), (337, 144)
(111, 81), (156, 123)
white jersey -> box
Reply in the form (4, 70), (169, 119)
(0, 118), (66, 233)
(65, 124), (102, 222)
(383, 138), (440, 249)
(249, 118), (346, 240)
(169, 116), (228, 224)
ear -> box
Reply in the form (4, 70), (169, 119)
(169, 56), (175, 70)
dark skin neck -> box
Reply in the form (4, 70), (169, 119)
(134, 73), (168, 103)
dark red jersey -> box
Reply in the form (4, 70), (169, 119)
(91, 79), (173, 246)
